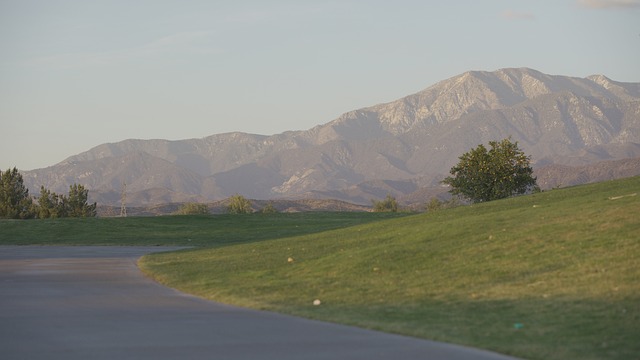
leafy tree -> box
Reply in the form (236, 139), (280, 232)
(0, 167), (36, 219)
(226, 194), (253, 214)
(442, 138), (537, 203)
(372, 194), (399, 212)
(174, 202), (210, 215)
(64, 184), (97, 217)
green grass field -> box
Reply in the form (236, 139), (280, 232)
(140, 177), (640, 360)
(2, 177), (639, 359)
(0, 211), (405, 246)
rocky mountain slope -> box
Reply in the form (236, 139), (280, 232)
(23, 68), (640, 206)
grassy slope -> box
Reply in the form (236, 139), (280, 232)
(140, 177), (640, 360)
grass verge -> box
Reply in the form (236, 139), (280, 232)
(140, 177), (640, 360)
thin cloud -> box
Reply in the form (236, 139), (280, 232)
(501, 10), (536, 20)
(577, 0), (640, 9)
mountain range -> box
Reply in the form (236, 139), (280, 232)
(23, 67), (640, 207)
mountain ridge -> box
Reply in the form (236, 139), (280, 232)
(23, 67), (640, 207)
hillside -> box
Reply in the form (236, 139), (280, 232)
(141, 176), (640, 360)
(23, 68), (640, 206)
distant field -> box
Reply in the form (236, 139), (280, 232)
(140, 177), (640, 360)
(0, 212), (405, 247)
(2, 177), (639, 359)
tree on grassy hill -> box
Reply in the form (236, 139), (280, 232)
(227, 194), (253, 214)
(442, 138), (537, 203)
(0, 167), (36, 219)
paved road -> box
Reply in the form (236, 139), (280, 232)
(0, 246), (519, 360)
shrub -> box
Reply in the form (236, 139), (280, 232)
(261, 202), (278, 214)
(372, 194), (398, 212)
(227, 194), (253, 214)
(174, 202), (210, 215)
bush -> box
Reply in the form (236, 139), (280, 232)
(261, 202), (278, 214)
(425, 197), (443, 212)
(372, 194), (399, 212)
(174, 203), (209, 215)
(227, 194), (253, 214)
(425, 197), (462, 212)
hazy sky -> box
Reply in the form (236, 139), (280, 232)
(1, 0), (639, 170)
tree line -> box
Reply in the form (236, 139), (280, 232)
(174, 194), (276, 215)
(0, 168), (96, 219)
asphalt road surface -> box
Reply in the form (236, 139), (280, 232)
(0, 246), (519, 360)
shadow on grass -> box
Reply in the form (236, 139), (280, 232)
(282, 297), (640, 360)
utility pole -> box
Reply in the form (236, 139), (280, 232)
(120, 182), (127, 217)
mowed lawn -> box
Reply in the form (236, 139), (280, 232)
(0, 211), (405, 246)
(2, 177), (639, 359)
(140, 177), (640, 360)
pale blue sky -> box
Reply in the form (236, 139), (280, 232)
(1, 0), (639, 170)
